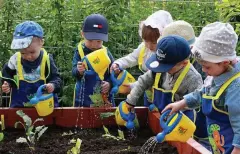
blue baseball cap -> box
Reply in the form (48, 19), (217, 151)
(146, 35), (191, 73)
(82, 14), (108, 42)
(11, 21), (43, 50)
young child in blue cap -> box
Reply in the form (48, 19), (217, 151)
(72, 14), (114, 107)
(163, 22), (240, 154)
(1, 21), (61, 108)
(122, 35), (202, 122)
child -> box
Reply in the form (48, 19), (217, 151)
(162, 22), (240, 154)
(160, 20), (209, 149)
(111, 10), (173, 106)
(72, 14), (114, 107)
(161, 20), (206, 80)
(1, 21), (61, 108)
(123, 35), (203, 121)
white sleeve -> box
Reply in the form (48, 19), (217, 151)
(8, 53), (17, 70)
(114, 42), (144, 69)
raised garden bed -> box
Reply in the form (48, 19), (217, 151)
(0, 107), (211, 154)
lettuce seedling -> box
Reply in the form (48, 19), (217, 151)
(15, 110), (48, 151)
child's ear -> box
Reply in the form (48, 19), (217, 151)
(41, 39), (45, 46)
(81, 31), (84, 38)
(182, 59), (189, 66)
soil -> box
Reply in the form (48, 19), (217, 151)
(0, 126), (178, 154)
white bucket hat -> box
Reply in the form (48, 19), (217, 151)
(192, 22), (238, 63)
(138, 10), (173, 38)
(161, 20), (196, 45)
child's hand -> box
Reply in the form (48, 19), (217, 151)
(232, 147), (240, 154)
(101, 81), (110, 94)
(161, 99), (187, 115)
(77, 62), (85, 75)
(121, 84), (131, 94)
(2, 81), (10, 93)
(110, 63), (120, 74)
(45, 83), (55, 93)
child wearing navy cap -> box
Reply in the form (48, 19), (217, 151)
(1, 21), (61, 108)
(72, 14), (114, 107)
(120, 35), (202, 122)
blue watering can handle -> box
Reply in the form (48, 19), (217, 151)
(36, 85), (47, 97)
(30, 85), (53, 105)
(81, 57), (96, 76)
(110, 69), (126, 86)
(160, 110), (183, 133)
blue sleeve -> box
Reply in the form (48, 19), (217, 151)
(183, 87), (204, 109)
(225, 80), (240, 148)
(72, 48), (82, 80)
(47, 54), (62, 93)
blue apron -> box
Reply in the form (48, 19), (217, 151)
(10, 49), (58, 108)
(202, 73), (240, 154)
(152, 61), (195, 121)
(73, 42), (113, 107)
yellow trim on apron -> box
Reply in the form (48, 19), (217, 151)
(138, 45), (145, 73)
(153, 61), (191, 102)
(202, 72), (240, 115)
(17, 48), (49, 83)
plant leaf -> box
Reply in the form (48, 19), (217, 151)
(14, 121), (23, 128)
(16, 110), (25, 117)
(37, 126), (48, 141)
(0, 133), (4, 142)
(26, 126), (34, 136)
(100, 112), (115, 120)
(22, 115), (32, 128)
(16, 137), (28, 143)
(33, 118), (44, 125)
(35, 126), (44, 133)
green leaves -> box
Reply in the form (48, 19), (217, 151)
(67, 138), (82, 154)
(15, 110), (48, 151)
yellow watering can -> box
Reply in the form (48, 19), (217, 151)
(82, 48), (111, 80)
(110, 70), (136, 94)
(115, 101), (136, 129)
(156, 110), (196, 143)
(30, 85), (54, 116)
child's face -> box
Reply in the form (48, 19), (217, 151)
(82, 32), (103, 51)
(84, 39), (103, 51)
(200, 61), (230, 77)
(144, 40), (157, 52)
(20, 37), (44, 62)
(168, 60), (188, 74)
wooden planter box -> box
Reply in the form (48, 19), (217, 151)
(0, 107), (211, 154)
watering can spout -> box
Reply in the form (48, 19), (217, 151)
(30, 85), (54, 116)
(156, 110), (196, 143)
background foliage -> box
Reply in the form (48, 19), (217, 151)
(0, 0), (236, 106)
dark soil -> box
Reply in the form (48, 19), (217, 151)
(0, 126), (178, 154)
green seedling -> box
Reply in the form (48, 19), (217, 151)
(15, 110), (48, 152)
(100, 112), (115, 120)
(67, 138), (82, 154)
(0, 115), (5, 142)
(62, 130), (74, 136)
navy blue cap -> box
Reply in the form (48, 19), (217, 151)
(83, 14), (108, 42)
(11, 21), (43, 50)
(146, 35), (191, 73)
